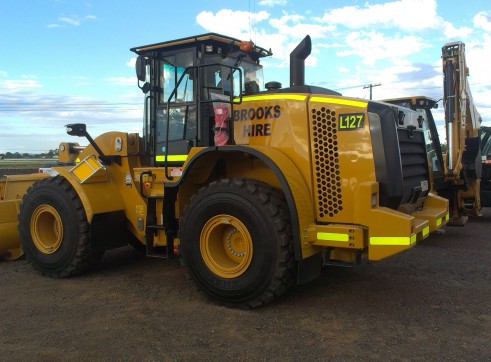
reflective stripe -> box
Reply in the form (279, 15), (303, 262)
(317, 232), (349, 242)
(411, 234), (417, 244)
(445, 213), (450, 221)
(436, 218), (442, 227)
(156, 155), (187, 162)
(310, 96), (368, 108)
(241, 94), (307, 102)
(370, 236), (415, 246)
(422, 226), (430, 237)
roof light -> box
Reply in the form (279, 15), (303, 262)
(239, 40), (254, 53)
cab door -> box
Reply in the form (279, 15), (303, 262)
(154, 50), (197, 166)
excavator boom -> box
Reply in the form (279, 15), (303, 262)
(442, 42), (482, 219)
(442, 41), (482, 181)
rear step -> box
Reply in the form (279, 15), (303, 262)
(321, 248), (362, 269)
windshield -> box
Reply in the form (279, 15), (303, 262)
(205, 54), (264, 95)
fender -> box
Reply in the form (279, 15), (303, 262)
(53, 167), (126, 222)
(51, 167), (129, 251)
(173, 145), (318, 261)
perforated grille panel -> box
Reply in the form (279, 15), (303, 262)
(311, 107), (343, 218)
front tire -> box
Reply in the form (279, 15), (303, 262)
(179, 178), (296, 308)
(18, 176), (102, 278)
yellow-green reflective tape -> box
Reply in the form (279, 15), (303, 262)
(445, 213), (450, 221)
(370, 236), (414, 246)
(410, 234), (417, 244)
(317, 232), (349, 242)
(241, 94), (307, 102)
(310, 96), (368, 108)
(436, 218), (442, 227)
(422, 226), (430, 237)
(156, 155), (187, 162)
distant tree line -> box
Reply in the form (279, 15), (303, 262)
(0, 149), (58, 160)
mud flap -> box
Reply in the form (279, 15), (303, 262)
(90, 210), (129, 253)
(297, 252), (321, 285)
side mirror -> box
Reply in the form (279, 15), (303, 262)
(136, 55), (150, 93)
(66, 123), (87, 137)
(136, 55), (147, 82)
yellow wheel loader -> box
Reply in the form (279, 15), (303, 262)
(0, 33), (448, 307)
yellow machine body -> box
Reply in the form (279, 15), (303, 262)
(0, 33), (450, 307)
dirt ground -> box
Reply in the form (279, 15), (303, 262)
(1, 210), (490, 361)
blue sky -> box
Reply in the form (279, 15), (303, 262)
(1, 0), (490, 153)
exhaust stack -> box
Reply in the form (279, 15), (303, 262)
(290, 35), (312, 87)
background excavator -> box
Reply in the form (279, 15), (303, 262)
(386, 41), (488, 225)
(0, 33), (448, 307)
(481, 126), (491, 206)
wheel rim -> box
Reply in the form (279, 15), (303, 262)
(30, 204), (63, 254)
(200, 214), (253, 279)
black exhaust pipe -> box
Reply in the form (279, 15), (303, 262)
(290, 35), (311, 87)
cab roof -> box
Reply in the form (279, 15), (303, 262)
(130, 32), (272, 59)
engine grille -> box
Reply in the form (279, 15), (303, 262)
(397, 128), (430, 205)
(311, 107), (343, 218)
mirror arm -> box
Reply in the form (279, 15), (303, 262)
(65, 123), (121, 165)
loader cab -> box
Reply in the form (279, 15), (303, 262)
(384, 96), (446, 192)
(130, 33), (272, 167)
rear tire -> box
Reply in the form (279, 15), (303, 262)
(18, 176), (102, 278)
(179, 178), (296, 308)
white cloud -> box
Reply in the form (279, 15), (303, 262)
(0, 79), (43, 90)
(316, 0), (440, 31)
(269, 13), (334, 39)
(315, 0), (472, 39)
(259, 0), (287, 6)
(474, 11), (491, 32)
(59, 16), (80, 26)
(336, 31), (431, 66)
(442, 21), (472, 38)
(466, 34), (491, 83)
(196, 9), (269, 39)
(126, 58), (137, 68)
(49, 14), (96, 28)
(196, 10), (330, 69)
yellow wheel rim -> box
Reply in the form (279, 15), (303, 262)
(200, 214), (253, 279)
(30, 205), (63, 254)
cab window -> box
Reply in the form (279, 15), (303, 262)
(160, 50), (194, 104)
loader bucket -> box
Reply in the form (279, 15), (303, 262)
(0, 174), (49, 260)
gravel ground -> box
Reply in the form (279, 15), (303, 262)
(1, 210), (490, 361)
